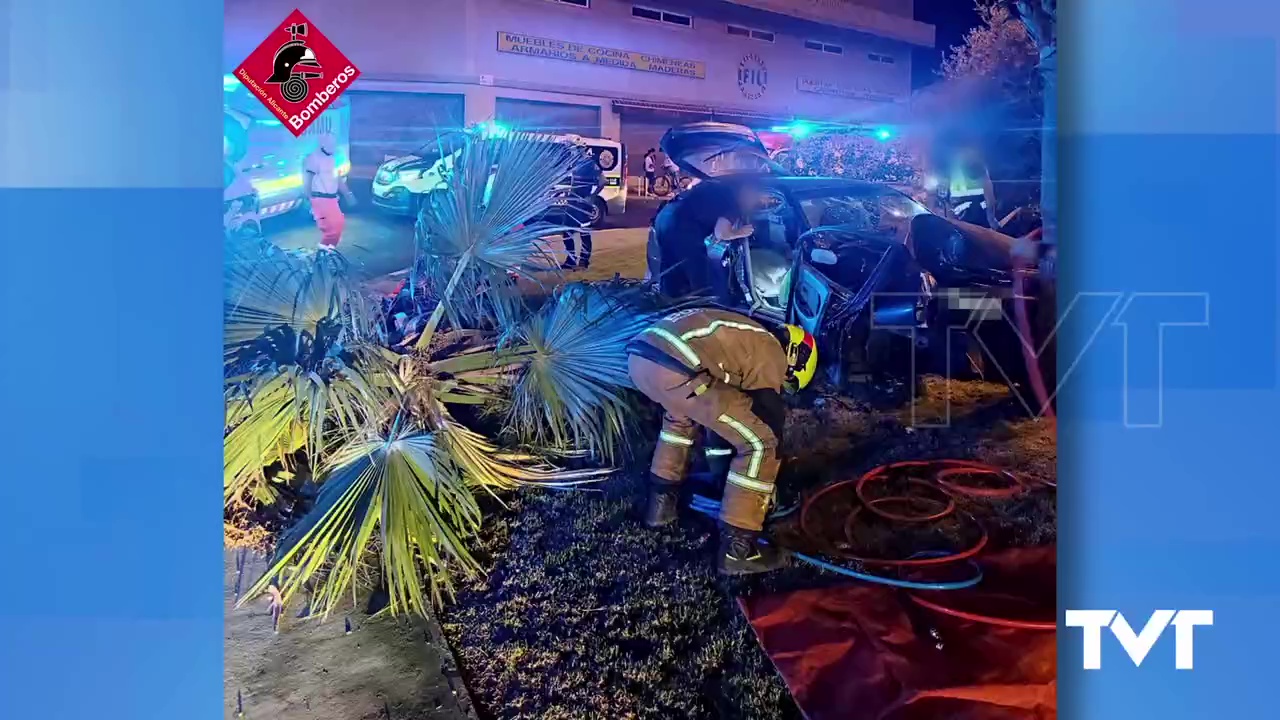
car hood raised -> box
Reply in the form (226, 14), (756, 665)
(660, 122), (781, 180)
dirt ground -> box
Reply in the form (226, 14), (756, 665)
(437, 378), (1056, 720)
(224, 550), (478, 720)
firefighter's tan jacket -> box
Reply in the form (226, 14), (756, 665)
(630, 308), (787, 392)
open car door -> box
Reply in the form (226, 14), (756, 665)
(659, 122), (781, 180)
(787, 250), (836, 340)
(787, 230), (931, 390)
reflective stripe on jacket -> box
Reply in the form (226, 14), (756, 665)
(632, 308), (787, 392)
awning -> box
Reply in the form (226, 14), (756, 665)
(612, 99), (797, 125)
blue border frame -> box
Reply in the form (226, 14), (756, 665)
(0, 1), (1276, 717)
(1059, 1), (1278, 717)
(1, 1), (224, 717)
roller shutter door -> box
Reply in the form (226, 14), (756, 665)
(495, 98), (601, 137)
(347, 91), (464, 179)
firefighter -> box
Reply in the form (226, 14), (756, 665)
(626, 307), (818, 575)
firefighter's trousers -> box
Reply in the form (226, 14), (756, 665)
(628, 354), (782, 532)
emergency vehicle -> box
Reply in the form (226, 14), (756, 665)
(222, 74), (352, 220)
(371, 124), (626, 227)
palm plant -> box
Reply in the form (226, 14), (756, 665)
(224, 316), (389, 507)
(503, 281), (671, 462)
(412, 130), (586, 341)
(232, 129), (643, 617)
(237, 351), (608, 614)
(222, 241), (383, 507)
(225, 247), (366, 359)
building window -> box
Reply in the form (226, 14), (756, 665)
(868, 52), (896, 64)
(805, 40), (843, 55)
(632, 6), (692, 27)
(727, 24), (774, 42)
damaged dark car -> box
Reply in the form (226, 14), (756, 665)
(647, 122), (1043, 397)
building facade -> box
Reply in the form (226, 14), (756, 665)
(225, 0), (934, 178)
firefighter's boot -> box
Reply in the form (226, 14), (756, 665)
(644, 478), (680, 528)
(718, 524), (790, 576)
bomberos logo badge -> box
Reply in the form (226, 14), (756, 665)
(234, 9), (361, 137)
(738, 53), (768, 100)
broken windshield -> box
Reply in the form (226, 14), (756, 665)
(798, 188), (930, 242)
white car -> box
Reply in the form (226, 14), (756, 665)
(372, 127), (626, 227)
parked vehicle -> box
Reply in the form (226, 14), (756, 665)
(372, 127), (626, 227)
(222, 75), (351, 221)
(649, 122), (1041, 395)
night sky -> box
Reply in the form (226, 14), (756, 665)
(911, 0), (982, 89)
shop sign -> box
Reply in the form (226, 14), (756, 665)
(797, 76), (897, 103)
(737, 53), (768, 100)
(497, 32), (705, 79)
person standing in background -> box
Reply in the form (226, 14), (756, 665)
(558, 152), (603, 271)
(303, 133), (357, 252)
(643, 148), (657, 196)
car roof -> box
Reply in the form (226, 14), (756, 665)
(773, 176), (890, 193)
(715, 174), (897, 195)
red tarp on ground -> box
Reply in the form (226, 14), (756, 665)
(739, 547), (1056, 720)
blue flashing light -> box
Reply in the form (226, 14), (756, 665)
(772, 121), (815, 139)
(874, 127), (893, 141)
(476, 121), (511, 139)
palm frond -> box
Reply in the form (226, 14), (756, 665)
(223, 352), (391, 506)
(442, 414), (611, 492)
(240, 417), (608, 617)
(240, 429), (483, 616)
(413, 131), (588, 332)
(224, 248), (361, 358)
(502, 282), (669, 462)
(223, 244), (385, 507)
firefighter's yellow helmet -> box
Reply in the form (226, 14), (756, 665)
(780, 324), (818, 392)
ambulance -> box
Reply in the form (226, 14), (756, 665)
(222, 74), (351, 220)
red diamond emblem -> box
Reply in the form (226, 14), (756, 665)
(233, 9), (360, 137)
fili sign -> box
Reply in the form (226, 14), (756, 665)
(796, 77), (897, 103)
(497, 32), (705, 79)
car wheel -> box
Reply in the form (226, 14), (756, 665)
(587, 197), (607, 228)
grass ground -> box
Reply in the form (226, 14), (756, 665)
(437, 378), (1056, 720)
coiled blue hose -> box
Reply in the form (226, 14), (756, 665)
(689, 495), (984, 591)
